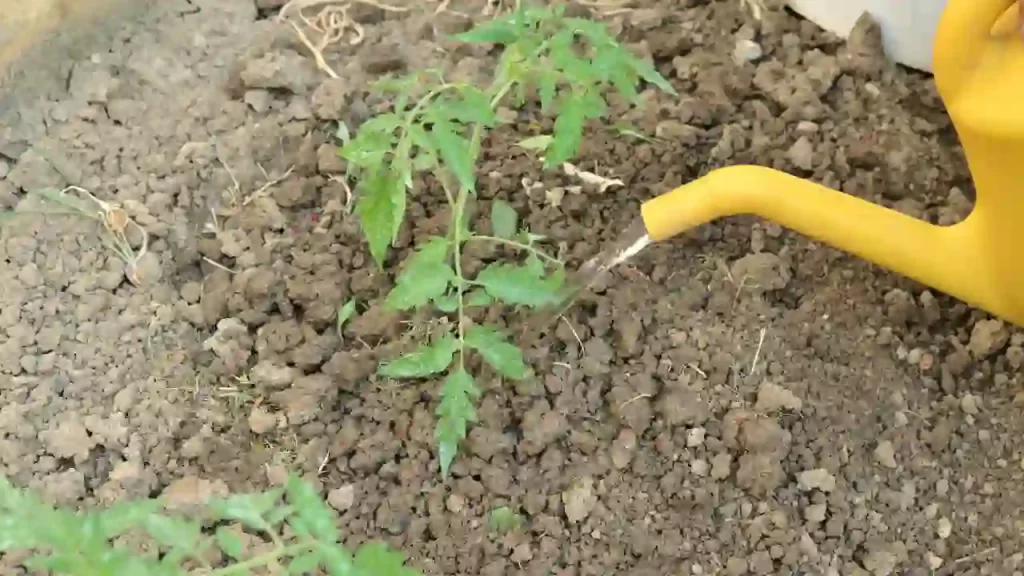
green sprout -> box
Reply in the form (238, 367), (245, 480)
(339, 3), (675, 477)
(488, 506), (525, 534)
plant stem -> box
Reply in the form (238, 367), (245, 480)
(451, 186), (469, 370)
(471, 236), (561, 265)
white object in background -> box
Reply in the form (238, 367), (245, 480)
(787, 0), (949, 73)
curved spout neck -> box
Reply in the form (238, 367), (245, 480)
(641, 165), (978, 307)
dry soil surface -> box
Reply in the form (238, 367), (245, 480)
(1, 0), (1023, 574)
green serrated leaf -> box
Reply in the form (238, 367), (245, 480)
(285, 475), (339, 544)
(434, 293), (459, 313)
(537, 70), (558, 111)
(320, 543), (356, 576)
(451, 87), (497, 126)
(356, 170), (403, 268)
(631, 57), (677, 95)
(430, 122), (475, 193)
(215, 527), (245, 560)
(475, 263), (563, 308)
(95, 500), (162, 538)
(266, 504), (295, 526)
(379, 334), (459, 379)
(340, 116), (399, 171)
(353, 541), (418, 576)
(407, 124), (438, 173)
(489, 200), (518, 239)
(466, 290), (493, 308)
(515, 135), (553, 151)
(289, 551), (323, 574)
(451, 19), (520, 44)
(337, 299), (357, 335)
(435, 368), (479, 477)
(546, 94), (586, 168)
(144, 514), (201, 551)
(524, 253), (545, 277)
(385, 236), (453, 311)
(465, 325), (529, 380)
(208, 490), (281, 533)
(584, 94), (609, 121)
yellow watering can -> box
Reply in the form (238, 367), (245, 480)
(641, 0), (1024, 327)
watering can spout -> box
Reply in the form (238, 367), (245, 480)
(639, 165), (1001, 319)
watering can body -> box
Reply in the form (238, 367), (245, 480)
(642, 0), (1024, 327)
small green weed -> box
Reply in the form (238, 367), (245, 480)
(336, 298), (358, 339)
(488, 506), (525, 534)
(0, 474), (418, 575)
(340, 2), (675, 477)
(1, 186), (150, 285)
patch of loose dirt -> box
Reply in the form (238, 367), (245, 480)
(2, 0), (1024, 574)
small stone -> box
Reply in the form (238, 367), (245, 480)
(799, 532), (819, 559)
(862, 546), (897, 576)
(686, 427), (706, 447)
(960, 393), (981, 415)
(248, 406), (278, 435)
(786, 136), (815, 171)
(161, 476), (229, 513)
(654, 120), (701, 144)
(968, 319), (1008, 359)
(446, 493), (466, 514)
(893, 411), (909, 427)
(711, 452), (732, 480)
(874, 440), (897, 468)
(797, 468), (836, 492)
(725, 556), (748, 576)
(265, 465), (288, 486)
(804, 502), (827, 523)
(906, 348), (922, 365)
(610, 428), (638, 469)
(734, 39), (763, 62)
(937, 516), (952, 539)
(691, 459), (709, 477)
(748, 550), (773, 573)
(755, 382), (803, 412)
(562, 476), (596, 523)
(327, 485), (355, 511)
(243, 89), (273, 113)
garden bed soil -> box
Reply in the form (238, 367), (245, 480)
(1, 0), (1023, 574)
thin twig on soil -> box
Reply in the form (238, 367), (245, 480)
(749, 327), (766, 375)
(619, 393), (651, 410)
(935, 547), (998, 576)
(552, 361), (572, 373)
(559, 316), (584, 357)
(684, 362), (707, 379)
(242, 165), (295, 206)
(317, 451), (331, 475)
(202, 256), (238, 274)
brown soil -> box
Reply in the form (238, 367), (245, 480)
(2, 0), (1023, 574)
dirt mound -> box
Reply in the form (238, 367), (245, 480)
(1, 0), (1022, 574)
